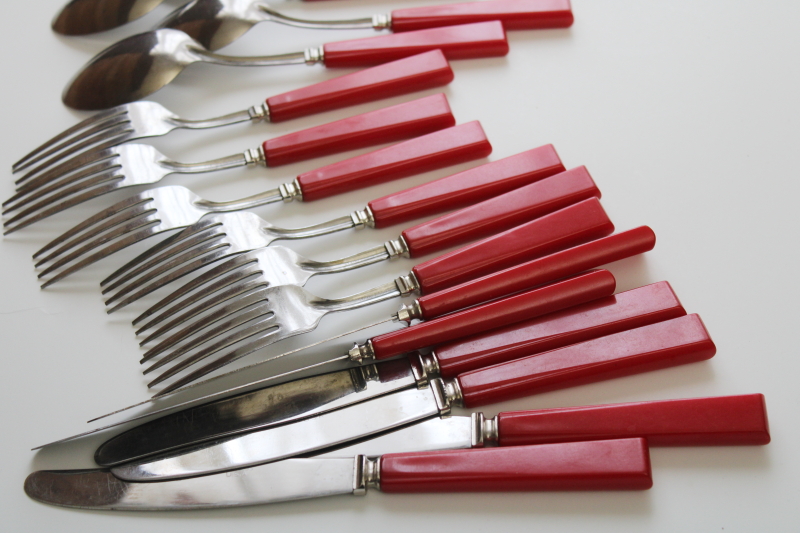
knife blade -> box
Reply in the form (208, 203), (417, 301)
(110, 313), (715, 481)
(25, 439), (652, 510)
(94, 279), (686, 466)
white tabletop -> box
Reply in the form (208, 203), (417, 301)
(1, 0), (798, 531)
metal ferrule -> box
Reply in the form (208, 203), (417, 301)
(470, 412), (500, 448)
(372, 13), (392, 30)
(353, 455), (381, 495)
(350, 207), (375, 229)
(395, 298), (422, 322)
(247, 102), (271, 123)
(393, 271), (419, 297)
(349, 363), (380, 392)
(348, 339), (376, 364)
(410, 352), (440, 388)
(243, 145), (266, 166)
(304, 46), (325, 65)
(384, 235), (411, 259)
(278, 179), (303, 203)
(430, 377), (462, 417)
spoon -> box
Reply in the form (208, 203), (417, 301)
(62, 23), (510, 110)
(52, 0), (173, 35)
(159, 0), (575, 51)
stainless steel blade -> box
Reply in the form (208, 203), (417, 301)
(96, 359), (419, 466)
(25, 458), (358, 511)
(111, 386), (442, 481)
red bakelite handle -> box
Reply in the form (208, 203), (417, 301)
(391, 0), (574, 32)
(266, 51), (454, 123)
(496, 394), (771, 447)
(402, 167), (603, 258)
(380, 438), (652, 493)
(262, 94), (454, 167)
(458, 314), (716, 408)
(323, 22), (509, 68)
(369, 145), (564, 228)
(417, 225), (656, 322)
(412, 198), (614, 292)
(435, 279), (681, 378)
(296, 122), (491, 202)
(371, 270), (616, 360)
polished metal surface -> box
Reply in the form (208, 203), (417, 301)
(3, 144), (264, 234)
(52, 0), (170, 35)
(101, 207), (387, 313)
(159, 0), (386, 51)
(26, 457), (359, 510)
(111, 386), (442, 481)
(12, 101), (268, 177)
(95, 359), (418, 466)
(62, 29), (321, 110)
(141, 278), (405, 395)
(32, 185), (365, 288)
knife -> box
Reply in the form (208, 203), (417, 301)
(110, 313), (715, 481)
(94, 279), (684, 466)
(25, 439), (653, 510)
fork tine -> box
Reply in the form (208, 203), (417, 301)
(13, 107), (125, 172)
(101, 224), (225, 294)
(3, 159), (119, 214)
(133, 254), (260, 330)
(14, 116), (132, 176)
(3, 178), (124, 235)
(152, 322), (282, 395)
(33, 194), (151, 261)
(147, 313), (279, 389)
(38, 221), (159, 288)
(15, 143), (121, 190)
(142, 300), (274, 373)
(140, 286), (269, 360)
(105, 245), (235, 313)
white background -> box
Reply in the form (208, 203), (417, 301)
(2, 0), (799, 531)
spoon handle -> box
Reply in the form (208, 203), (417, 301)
(267, 51), (453, 122)
(323, 21), (509, 68)
(391, 0), (574, 32)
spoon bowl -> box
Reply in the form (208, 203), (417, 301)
(53, 0), (170, 35)
(158, 0), (267, 51)
(62, 29), (205, 110)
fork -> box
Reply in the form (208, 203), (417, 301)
(103, 145), (569, 313)
(30, 120), (489, 288)
(11, 51), (453, 175)
(138, 197), (614, 391)
(4, 94), (454, 234)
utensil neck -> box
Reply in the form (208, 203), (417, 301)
(158, 152), (250, 174)
(259, 5), (389, 31)
(265, 214), (356, 240)
(194, 46), (323, 66)
(316, 280), (402, 313)
(169, 107), (260, 130)
(299, 245), (390, 275)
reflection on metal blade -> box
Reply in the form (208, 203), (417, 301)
(25, 458), (356, 510)
(96, 359), (417, 466)
(111, 387), (441, 482)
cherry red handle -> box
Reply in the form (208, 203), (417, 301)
(371, 270), (616, 360)
(266, 51), (454, 123)
(369, 145), (564, 228)
(262, 94), (454, 167)
(323, 22), (509, 68)
(412, 198), (613, 293)
(402, 167), (603, 258)
(458, 314), (716, 408)
(391, 0), (575, 32)
(417, 225), (656, 320)
(497, 394), (771, 447)
(296, 122), (491, 201)
(435, 280), (682, 378)
(380, 438), (652, 493)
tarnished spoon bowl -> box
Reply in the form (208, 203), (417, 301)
(53, 0), (171, 35)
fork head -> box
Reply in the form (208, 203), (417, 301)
(13, 101), (178, 176)
(141, 284), (329, 392)
(33, 186), (213, 288)
(4, 144), (178, 234)
(100, 211), (283, 313)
